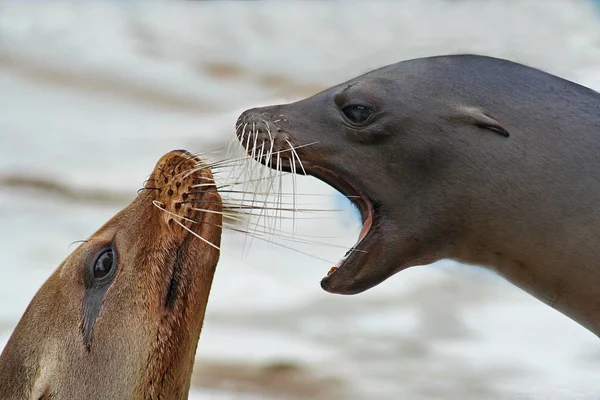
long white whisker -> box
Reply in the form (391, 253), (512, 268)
(277, 151), (283, 233)
(172, 218), (221, 251)
(241, 123), (261, 259)
(247, 142), (267, 250)
(264, 120), (277, 243)
(290, 155), (297, 236)
(152, 200), (196, 223)
(218, 190), (359, 198)
(286, 139), (307, 176)
(226, 226), (338, 264)
(224, 220), (368, 252)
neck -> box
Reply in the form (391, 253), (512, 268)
(442, 123), (600, 337)
(142, 271), (216, 398)
(454, 213), (600, 337)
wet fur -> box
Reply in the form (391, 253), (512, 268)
(0, 150), (222, 399)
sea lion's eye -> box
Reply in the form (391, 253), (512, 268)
(93, 249), (114, 280)
(84, 246), (117, 289)
(342, 105), (372, 124)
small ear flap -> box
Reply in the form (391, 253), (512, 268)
(453, 106), (510, 137)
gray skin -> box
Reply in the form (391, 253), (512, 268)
(236, 54), (600, 337)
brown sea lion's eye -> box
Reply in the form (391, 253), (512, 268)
(93, 250), (114, 280)
(342, 105), (372, 125)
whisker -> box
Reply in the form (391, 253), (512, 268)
(250, 142), (269, 243)
(152, 200), (221, 250)
(171, 151), (203, 176)
(204, 204), (344, 212)
(241, 123), (260, 258)
(142, 178), (158, 186)
(250, 142), (269, 244)
(286, 139), (307, 176)
(222, 219), (367, 252)
(233, 229), (338, 265)
(222, 211), (340, 221)
(137, 187), (161, 195)
(290, 155), (297, 235)
(263, 120), (277, 242)
(172, 218), (221, 251)
(202, 174), (288, 191)
(217, 189), (359, 198)
(67, 239), (89, 251)
(152, 200), (196, 224)
(180, 159), (247, 180)
(276, 151), (283, 233)
(189, 198), (341, 209)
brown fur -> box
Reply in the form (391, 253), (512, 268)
(0, 150), (222, 399)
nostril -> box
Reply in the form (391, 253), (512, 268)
(238, 108), (273, 128)
(236, 107), (290, 156)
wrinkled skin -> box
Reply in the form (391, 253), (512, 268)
(237, 55), (600, 336)
(0, 150), (222, 399)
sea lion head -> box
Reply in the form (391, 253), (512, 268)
(235, 55), (512, 296)
(0, 150), (222, 399)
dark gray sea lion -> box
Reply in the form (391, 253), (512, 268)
(235, 54), (600, 336)
(0, 150), (222, 399)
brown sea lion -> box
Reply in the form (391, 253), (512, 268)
(0, 149), (222, 399)
(235, 54), (600, 337)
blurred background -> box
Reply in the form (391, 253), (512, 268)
(2, 1), (600, 399)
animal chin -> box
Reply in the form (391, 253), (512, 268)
(300, 164), (375, 281)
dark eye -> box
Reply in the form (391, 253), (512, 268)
(342, 105), (372, 124)
(93, 249), (114, 280)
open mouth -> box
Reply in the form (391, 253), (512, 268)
(298, 164), (375, 279)
(253, 151), (377, 290)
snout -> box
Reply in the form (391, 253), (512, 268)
(236, 107), (292, 158)
(147, 150), (218, 233)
